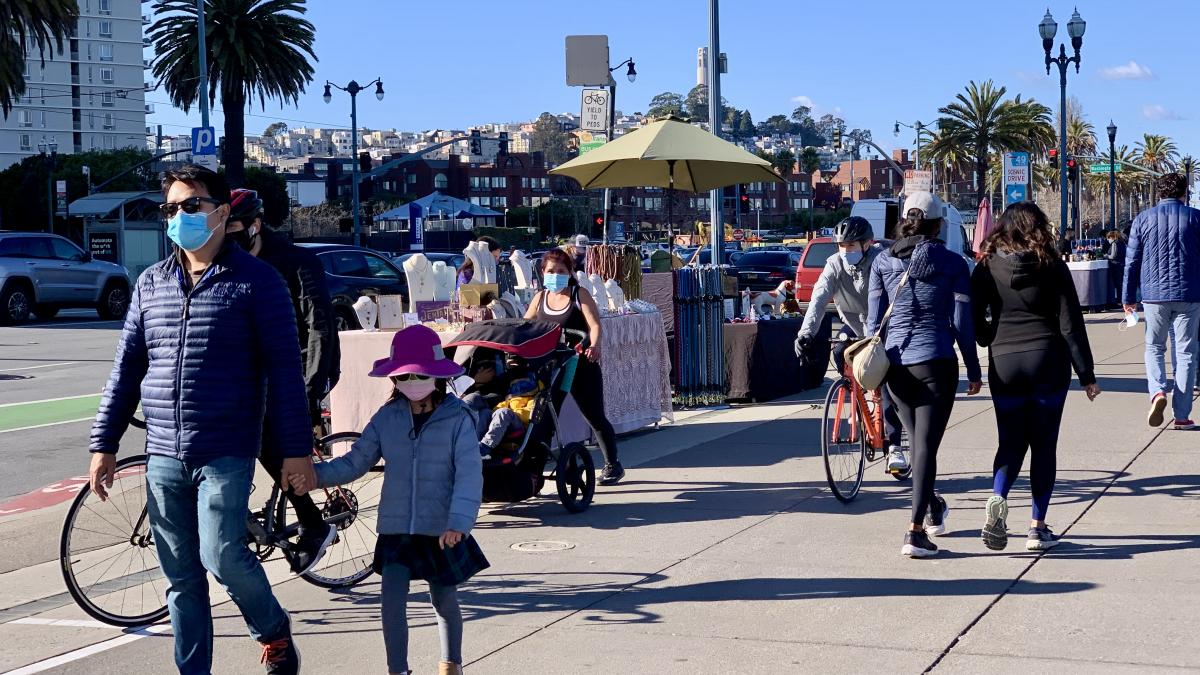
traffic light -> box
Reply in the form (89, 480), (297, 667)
(593, 213), (604, 228)
(498, 131), (509, 155)
(1067, 157), (1078, 182)
(1048, 148), (1058, 169)
(469, 129), (481, 155)
(739, 185), (750, 213)
(832, 129), (842, 152)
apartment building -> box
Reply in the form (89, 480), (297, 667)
(0, 0), (148, 169)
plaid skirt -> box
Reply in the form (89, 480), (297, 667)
(372, 533), (490, 586)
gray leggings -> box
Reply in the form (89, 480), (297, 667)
(381, 563), (463, 673)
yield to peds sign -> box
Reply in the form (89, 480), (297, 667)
(191, 126), (217, 170)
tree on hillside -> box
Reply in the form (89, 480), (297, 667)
(149, 0), (318, 188)
(0, 0), (77, 116)
(684, 85), (709, 123)
(734, 110), (755, 138)
(646, 91), (683, 118)
(529, 112), (569, 165)
(815, 114), (846, 145)
(757, 114), (792, 137)
(847, 129), (873, 159)
(262, 121), (289, 138)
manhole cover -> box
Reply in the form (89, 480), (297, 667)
(511, 540), (576, 552)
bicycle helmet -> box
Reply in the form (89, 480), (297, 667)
(833, 216), (873, 244)
(228, 188), (263, 224)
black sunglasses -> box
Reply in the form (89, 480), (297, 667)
(160, 197), (222, 219)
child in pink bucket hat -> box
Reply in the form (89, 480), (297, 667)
(290, 325), (486, 675)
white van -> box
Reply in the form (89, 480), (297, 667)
(850, 198), (975, 267)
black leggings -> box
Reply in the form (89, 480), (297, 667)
(886, 359), (959, 526)
(572, 359), (619, 465)
(989, 346), (1070, 522)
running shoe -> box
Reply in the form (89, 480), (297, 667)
(1026, 525), (1060, 551)
(1173, 419), (1196, 430)
(288, 522), (336, 576)
(599, 461), (626, 486)
(887, 447), (910, 473)
(926, 494), (949, 536)
(261, 616), (301, 674)
(901, 530), (939, 558)
(981, 495), (1009, 551)
(1148, 393), (1168, 427)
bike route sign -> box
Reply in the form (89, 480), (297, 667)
(580, 88), (610, 132)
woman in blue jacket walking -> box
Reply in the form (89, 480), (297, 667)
(292, 325), (486, 675)
(866, 193), (983, 558)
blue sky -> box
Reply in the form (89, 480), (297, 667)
(148, 0), (1198, 158)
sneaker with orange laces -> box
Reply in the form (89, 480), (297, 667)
(261, 635), (300, 674)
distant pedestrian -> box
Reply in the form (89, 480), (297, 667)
(290, 325), (485, 675)
(1105, 230), (1126, 308)
(866, 192), (983, 558)
(971, 202), (1101, 552)
(89, 166), (311, 674)
(1122, 172), (1200, 430)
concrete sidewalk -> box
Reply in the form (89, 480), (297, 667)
(2, 311), (1198, 674)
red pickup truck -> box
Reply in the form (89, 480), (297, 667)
(793, 237), (840, 303)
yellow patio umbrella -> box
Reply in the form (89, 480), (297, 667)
(550, 117), (782, 239)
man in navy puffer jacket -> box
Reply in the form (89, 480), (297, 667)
(1122, 172), (1200, 429)
(88, 166), (310, 674)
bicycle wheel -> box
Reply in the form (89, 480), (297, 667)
(821, 379), (867, 503)
(301, 432), (381, 588)
(60, 455), (169, 627)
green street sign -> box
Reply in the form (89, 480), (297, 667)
(1088, 163), (1120, 174)
(578, 139), (605, 155)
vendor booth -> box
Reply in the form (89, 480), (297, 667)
(1067, 259), (1109, 310)
(723, 315), (831, 402)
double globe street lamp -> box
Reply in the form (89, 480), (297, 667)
(1107, 120), (1117, 231)
(600, 58), (636, 240)
(1041, 8), (1086, 236)
(324, 78), (385, 247)
(37, 137), (59, 234)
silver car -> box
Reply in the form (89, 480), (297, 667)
(0, 232), (132, 324)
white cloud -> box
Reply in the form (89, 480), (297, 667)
(789, 95), (816, 108)
(1100, 61), (1155, 80)
(1143, 104), (1185, 121)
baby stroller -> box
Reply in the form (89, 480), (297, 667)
(447, 319), (597, 513)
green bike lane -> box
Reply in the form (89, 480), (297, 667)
(0, 396), (104, 434)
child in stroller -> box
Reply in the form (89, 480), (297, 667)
(478, 372), (540, 460)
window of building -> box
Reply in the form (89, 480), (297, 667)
(19, 134), (31, 151)
(479, 197), (491, 207)
(491, 176), (506, 188)
(99, 44), (113, 62)
(433, 173), (448, 189)
(23, 61), (31, 80)
(495, 196), (507, 207)
(88, 112), (94, 129)
(103, 113), (114, 129)
(101, 92), (114, 106)
(100, 67), (114, 84)
(85, 20), (91, 37)
(407, 173), (417, 184)
(522, 197), (531, 206)
(104, 135), (114, 149)
(98, 0), (111, 14)
(39, 111), (46, 128)
(99, 21), (112, 38)
(17, 110), (32, 127)
(470, 197), (482, 206)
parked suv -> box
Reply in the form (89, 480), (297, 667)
(793, 237), (839, 303)
(298, 243), (408, 330)
(0, 232), (131, 324)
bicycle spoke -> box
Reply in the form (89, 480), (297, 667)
(80, 502), (134, 541)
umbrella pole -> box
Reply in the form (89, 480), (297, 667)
(667, 159), (676, 247)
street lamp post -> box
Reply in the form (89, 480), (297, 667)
(1107, 121), (1117, 232)
(1041, 8), (1086, 237)
(37, 137), (58, 234)
(324, 78), (385, 247)
(602, 58), (636, 243)
(894, 120), (939, 192)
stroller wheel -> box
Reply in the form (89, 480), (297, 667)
(555, 442), (595, 513)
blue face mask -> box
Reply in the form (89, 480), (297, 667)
(167, 210), (216, 252)
(840, 250), (865, 267)
(544, 273), (570, 292)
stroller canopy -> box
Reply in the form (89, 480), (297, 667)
(447, 319), (563, 358)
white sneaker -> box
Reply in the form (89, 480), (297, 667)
(925, 494), (949, 536)
(887, 447), (909, 473)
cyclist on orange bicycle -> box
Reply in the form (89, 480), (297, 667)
(794, 216), (908, 474)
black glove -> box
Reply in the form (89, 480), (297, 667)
(794, 334), (812, 358)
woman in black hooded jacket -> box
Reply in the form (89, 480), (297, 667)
(970, 202), (1101, 553)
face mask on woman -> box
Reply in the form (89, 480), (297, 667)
(167, 210), (217, 252)
(543, 272), (570, 292)
(393, 375), (437, 401)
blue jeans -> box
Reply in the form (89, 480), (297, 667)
(145, 454), (291, 674)
(1143, 301), (1200, 421)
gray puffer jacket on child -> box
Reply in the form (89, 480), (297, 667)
(314, 395), (483, 536)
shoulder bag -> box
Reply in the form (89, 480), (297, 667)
(843, 265), (911, 391)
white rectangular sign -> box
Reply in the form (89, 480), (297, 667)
(904, 169), (933, 193)
(1003, 152), (1030, 186)
(580, 88), (610, 132)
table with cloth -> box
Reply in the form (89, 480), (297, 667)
(723, 315), (831, 402)
(597, 311), (675, 433)
(1067, 259), (1109, 310)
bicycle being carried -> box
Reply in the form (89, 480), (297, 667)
(59, 419), (381, 627)
(820, 335), (911, 502)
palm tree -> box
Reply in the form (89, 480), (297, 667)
(928, 80), (1054, 201)
(1065, 116), (1097, 157)
(0, 0), (78, 116)
(1179, 155), (1197, 202)
(149, 0), (317, 187)
(1135, 134), (1179, 173)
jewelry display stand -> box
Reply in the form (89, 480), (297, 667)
(352, 296), (378, 331)
(510, 250), (535, 289)
(463, 241), (497, 284)
(402, 253), (436, 313)
(431, 261), (456, 302)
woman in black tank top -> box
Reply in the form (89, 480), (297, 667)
(525, 248), (625, 485)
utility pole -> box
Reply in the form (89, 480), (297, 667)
(706, 0), (722, 264)
(196, 0), (210, 129)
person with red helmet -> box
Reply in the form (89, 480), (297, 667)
(227, 188), (341, 575)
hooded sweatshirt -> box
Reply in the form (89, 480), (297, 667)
(866, 236), (981, 382)
(970, 250), (1096, 386)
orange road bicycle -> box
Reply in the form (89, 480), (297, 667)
(821, 337), (911, 503)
